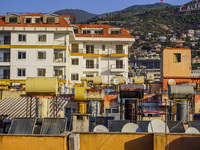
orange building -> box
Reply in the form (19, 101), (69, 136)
(161, 48), (200, 89)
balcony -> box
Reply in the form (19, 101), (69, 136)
(83, 64), (99, 72)
(53, 57), (66, 63)
(110, 49), (125, 57)
(0, 40), (10, 45)
(54, 40), (66, 45)
(71, 49), (83, 53)
(0, 74), (10, 79)
(110, 64), (125, 72)
(54, 75), (66, 80)
(0, 57), (10, 62)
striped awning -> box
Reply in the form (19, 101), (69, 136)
(0, 97), (69, 120)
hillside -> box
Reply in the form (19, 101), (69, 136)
(54, 9), (97, 23)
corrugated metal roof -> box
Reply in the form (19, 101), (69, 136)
(0, 97), (69, 120)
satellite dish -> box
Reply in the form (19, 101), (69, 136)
(185, 127), (199, 134)
(168, 79), (176, 85)
(93, 125), (109, 132)
(148, 119), (169, 133)
(121, 123), (142, 133)
(88, 82), (93, 87)
(113, 79), (119, 85)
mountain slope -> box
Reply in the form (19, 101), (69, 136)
(54, 9), (97, 23)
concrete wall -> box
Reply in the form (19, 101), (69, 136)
(0, 135), (68, 150)
(79, 133), (200, 150)
(161, 48), (191, 78)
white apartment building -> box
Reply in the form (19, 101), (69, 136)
(0, 13), (134, 85)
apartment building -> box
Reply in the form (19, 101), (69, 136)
(69, 24), (134, 84)
(0, 13), (135, 85)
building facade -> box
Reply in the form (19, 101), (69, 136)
(0, 13), (134, 85)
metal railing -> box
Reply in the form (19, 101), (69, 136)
(84, 49), (99, 54)
(0, 40), (11, 45)
(0, 57), (10, 62)
(71, 49), (83, 53)
(0, 74), (10, 79)
(110, 64), (125, 69)
(54, 75), (66, 80)
(53, 57), (66, 63)
(111, 49), (125, 54)
(84, 64), (99, 69)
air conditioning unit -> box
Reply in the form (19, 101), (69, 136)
(69, 134), (80, 150)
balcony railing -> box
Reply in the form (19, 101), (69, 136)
(85, 49), (99, 54)
(0, 40), (11, 45)
(54, 40), (66, 45)
(111, 49), (125, 54)
(71, 49), (83, 53)
(84, 64), (99, 69)
(110, 64), (125, 69)
(54, 75), (66, 80)
(0, 74), (10, 79)
(53, 57), (66, 63)
(0, 57), (10, 62)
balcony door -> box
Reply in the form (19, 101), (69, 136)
(86, 60), (94, 68)
(55, 70), (63, 79)
(71, 44), (79, 53)
(86, 45), (94, 54)
(116, 60), (123, 68)
(4, 36), (10, 45)
(3, 69), (10, 79)
(4, 52), (10, 62)
(116, 45), (123, 53)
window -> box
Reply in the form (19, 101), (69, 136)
(9, 17), (17, 23)
(174, 53), (181, 62)
(86, 45), (94, 54)
(95, 29), (103, 34)
(83, 29), (91, 34)
(102, 44), (105, 51)
(116, 45), (123, 53)
(38, 51), (46, 59)
(34, 18), (40, 23)
(54, 53), (63, 62)
(38, 68), (46, 77)
(25, 18), (31, 23)
(116, 60), (123, 68)
(55, 70), (63, 79)
(18, 34), (26, 42)
(110, 29), (121, 34)
(71, 44), (79, 53)
(38, 35), (46, 42)
(74, 29), (78, 34)
(47, 17), (55, 24)
(72, 58), (79, 65)
(71, 74), (79, 81)
(18, 51), (26, 59)
(86, 60), (94, 68)
(17, 68), (26, 77)
(86, 74), (94, 77)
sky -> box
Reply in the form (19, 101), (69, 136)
(0, 0), (192, 15)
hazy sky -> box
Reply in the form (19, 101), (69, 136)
(0, 0), (192, 15)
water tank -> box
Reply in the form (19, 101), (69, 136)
(89, 101), (100, 117)
(84, 89), (105, 101)
(26, 77), (58, 96)
(177, 101), (189, 123)
(81, 77), (102, 84)
(168, 85), (194, 99)
(134, 76), (144, 84)
(78, 102), (87, 114)
(36, 98), (50, 118)
(113, 76), (124, 84)
(74, 87), (91, 101)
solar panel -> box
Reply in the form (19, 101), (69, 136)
(167, 121), (185, 133)
(8, 118), (36, 134)
(188, 121), (200, 131)
(40, 118), (67, 134)
(137, 121), (151, 132)
(108, 120), (130, 132)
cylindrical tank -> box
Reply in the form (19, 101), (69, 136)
(113, 76), (124, 84)
(74, 87), (91, 101)
(168, 85), (194, 99)
(134, 76), (144, 84)
(78, 102), (87, 114)
(84, 89), (105, 100)
(36, 98), (50, 118)
(26, 77), (58, 96)
(176, 101), (189, 123)
(89, 101), (100, 117)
